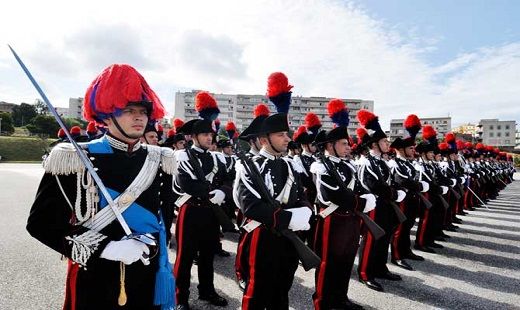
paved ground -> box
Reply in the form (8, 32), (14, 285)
(0, 163), (519, 309)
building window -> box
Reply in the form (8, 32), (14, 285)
(505, 140), (510, 144)
(506, 132), (510, 137)
(489, 132), (494, 137)
(497, 132), (501, 137)
(497, 125), (501, 130)
(505, 125), (510, 130)
(489, 125), (494, 130)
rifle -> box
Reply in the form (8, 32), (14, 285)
(185, 147), (236, 232)
(317, 153), (385, 240)
(235, 150), (321, 271)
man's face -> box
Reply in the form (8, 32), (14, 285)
(260, 131), (290, 154)
(194, 132), (213, 149)
(223, 146), (233, 155)
(331, 139), (350, 158)
(106, 105), (148, 140)
(141, 131), (158, 145)
(435, 153), (442, 161)
(404, 146), (415, 158)
(377, 138), (390, 153)
(175, 140), (186, 150)
(306, 143), (317, 153)
(250, 138), (261, 152)
(425, 151), (434, 161)
(449, 153), (458, 161)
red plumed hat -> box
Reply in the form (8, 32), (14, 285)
(422, 125), (437, 140)
(86, 121), (97, 134)
(486, 145), (494, 152)
(357, 109), (386, 142)
(267, 72), (293, 98)
(225, 121), (237, 139)
(173, 118), (185, 131)
(84, 64), (165, 122)
(70, 126), (81, 135)
(475, 143), (485, 151)
(438, 142), (450, 151)
(304, 112), (322, 134)
(327, 99), (350, 128)
(465, 142), (473, 149)
(253, 104), (270, 118)
(156, 124), (163, 133)
(167, 128), (176, 138)
(404, 114), (422, 139)
(456, 140), (465, 150)
(445, 132), (456, 143)
(293, 125), (308, 142)
(195, 91), (220, 121)
(57, 128), (66, 138)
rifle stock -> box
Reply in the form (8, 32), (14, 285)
(418, 193), (433, 209)
(318, 153), (385, 240)
(186, 148), (235, 232)
(389, 201), (407, 224)
(236, 151), (320, 271)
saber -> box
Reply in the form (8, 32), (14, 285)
(8, 45), (155, 259)
(466, 186), (489, 210)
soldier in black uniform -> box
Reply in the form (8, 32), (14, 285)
(27, 64), (175, 310)
(172, 91), (229, 310)
(310, 99), (367, 310)
(234, 72), (312, 309)
(388, 115), (429, 269)
(356, 109), (406, 292)
(234, 103), (272, 292)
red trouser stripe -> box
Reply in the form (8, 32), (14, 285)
(359, 209), (376, 281)
(242, 229), (261, 310)
(235, 230), (250, 281)
(63, 260), (79, 310)
(391, 201), (406, 260)
(314, 214), (331, 310)
(174, 203), (189, 298)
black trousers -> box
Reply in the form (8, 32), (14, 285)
(358, 200), (398, 281)
(313, 209), (360, 310)
(240, 227), (299, 310)
(391, 194), (420, 260)
(173, 202), (220, 305)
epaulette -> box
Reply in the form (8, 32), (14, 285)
(159, 146), (176, 175)
(174, 149), (189, 163)
(43, 143), (86, 175)
(387, 159), (398, 170)
(282, 156), (305, 174)
(309, 161), (327, 175)
(356, 156), (371, 166)
(211, 151), (227, 165)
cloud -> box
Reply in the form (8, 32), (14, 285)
(0, 0), (518, 129)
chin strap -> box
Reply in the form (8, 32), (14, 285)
(267, 135), (283, 155)
(111, 116), (133, 140)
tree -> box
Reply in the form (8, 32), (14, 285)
(11, 103), (37, 126)
(0, 112), (15, 135)
(34, 99), (48, 115)
(26, 115), (86, 138)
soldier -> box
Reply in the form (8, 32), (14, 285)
(172, 91), (229, 309)
(234, 72), (312, 309)
(27, 64), (175, 309)
(414, 126), (450, 253)
(141, 123), (160, 146)
(356, 109), (406, 292)
(234, 103), (271, 292)
(388, 115), (429, 270)
(310, 99), (369, 310)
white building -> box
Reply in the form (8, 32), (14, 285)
(477, 119), (516, 149)
(174, 90), (374, 136)
(68, 97), (84, 120)
(389, 117), (451, 141)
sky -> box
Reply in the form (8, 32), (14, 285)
(0, 0), (519, 130)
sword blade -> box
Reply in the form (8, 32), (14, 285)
(8, 45), (135, 237)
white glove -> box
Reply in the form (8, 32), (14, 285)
(100, 239), (150, 265)
(459, 176), (466, 184)
(360, 194), (376, 213)
(440, 186), (449, 195)
(395, 190), (406, 203)
(209, 189), (226, 206)
(450, 179), (457, 187)
(419, 181), (430, 193)
(287, 207), (312, 231)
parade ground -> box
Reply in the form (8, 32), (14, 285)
(0, 163), (519, 310)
